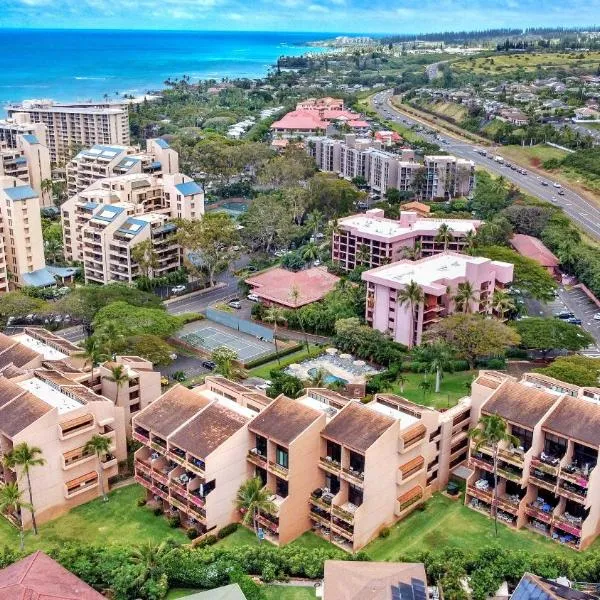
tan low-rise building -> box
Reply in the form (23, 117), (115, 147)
(467, 371), (600, 551)
(0, 368), (126, 529)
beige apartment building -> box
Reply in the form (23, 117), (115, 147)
(0, 114), (48, 151)
(66, 138), (179, 195)
(61, 170), (203, 284)
(6, 101), (130, 165)
(467, 371), (600, 551)
(134, 378), (473, 549)
(0, 134), (52, 207)
(0, 367), (127, 528)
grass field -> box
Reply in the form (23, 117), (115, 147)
(385, 371), (475, 409)
(167, 586), (316, 599)
(0, 484), (186, 552)
(422, 101), (468, 123)
(248, 344), (321, 379)
(453, 51), (600, 74)
(364, 493), (585, 561)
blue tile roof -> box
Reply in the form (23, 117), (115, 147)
(21, 267), (57, 288)
(83, 202), (98, 210)
(47, 265), (80, 278)
(92, 205), (125, 222)
(21, 134), (39, 145)
(117, 217), (149, 237)
(116, 157), (140, 169)
(154, 138), (170, 149)
(3, 185), (37, 201)
(175, 181), (203, 197)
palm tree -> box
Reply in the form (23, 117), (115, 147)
(356, 244), (371, 266)
(263, 307), (287, 365)
(397, 281), (424, 347)
(413, 342), (454, 393)
(400, 241), (422, 261)
(302, 242), (320, 263)
(307, 368), (327, 387)
(96, 321), (125, 358)
(396, 373), (408, 393)
(453, 281), (477, 314)
(84, 435), (112, 502)
(75, 337), (107, 387)
(462, 230), (477, 255)
(0, 483), (31, 550)
(306, 209), (323, 239)
(4, 443), (45, 535)
(435, 223), (454, 251)
(491, 289), (515, 321)
(469, 414), (518, 537)
(103, 364), (129, 408)
(289, 285), (310, 353)
(130, 541), (173, 589)
(235, 477), (277, 541)
(419, 378), (432, 402)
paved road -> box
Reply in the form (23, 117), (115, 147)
(370, 90), (600, 241)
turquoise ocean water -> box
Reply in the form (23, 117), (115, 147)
(0, 29), (329, 106)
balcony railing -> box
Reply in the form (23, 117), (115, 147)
(496, 496), (521, 514)
(557, 483), (587, 504)
(531, 455), (560, 476)
(310, 495), (332, 511)
(498, 448), (524, 466)
(332, 505), (355, 523)
(525, 503), (553, 524)
(467, 485), (493, 504)
(560, 465), (592, 488)
(497, 463), (522, 483)
(319, 457), (341, 474)
(247, 449), (268, 468)
(341, 467), (364, 486)
(529, 471), (557, 493)
(469, 455), (494, 473)
(268, 461), (289, 479)
(553, 514), (582, 536)
(310, 510), (331, 527)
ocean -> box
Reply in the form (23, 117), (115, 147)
(0, 29), (329, 106)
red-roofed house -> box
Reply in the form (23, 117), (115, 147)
(510, 234), (560, 279)
(0, 550), (104, 599)
(375, 130), (403, 146)
(245, 267), (340, 308)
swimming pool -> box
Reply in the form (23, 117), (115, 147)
(307, 367), (348, 385)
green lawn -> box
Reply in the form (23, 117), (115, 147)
(386, 371), (476, 409)
(214, 527), (334, 551)
(499, 144), (569, 167)
(364, 493), (583, 561)
(248, 344), (321, 379)
(0, 484), (186, 552)
(264, 586), (317, 599)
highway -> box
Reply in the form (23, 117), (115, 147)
(371, 90), (600, 240)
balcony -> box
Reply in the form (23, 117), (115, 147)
(531, 454), (560, 476)
(188, 489), (206, 508)
(319, 456), (341, 474)
(247, 448), (268, 469)
(332, 503), (357, 523)
(186, 456), (205, 476)
(467, 484), (494, 504)
(167, 447), (186, 466)
(498, 447), (525, 467)
(150, 438), (167, 453)
(496, 495), (521, 515)
(64, 472), (98, 499)
(101, 454), (118, 470)
(268, 460), (289, 480)
(557, 482), (587, 504)
(257, 512), (279, 534)
(398, 456), (425, 483)
(553, 513), (583, 537)
(330, 520), (354, 541)
(62, 446), (94, 470)
(560, 464), (592, 489)
(341, 466), (364, 486)
(169, 495), (187, 512)
(525, 502), (553, 524)
(396, 485), (424, 515)
(497, 462), (522, 483)
(310, 509), (331, 527)
(400, 424), (427, 453)
(59, 414), (94, 439)
(529, 470), (557, 493)
(150, 484), (168, 501)
(469, 454), (494, 473)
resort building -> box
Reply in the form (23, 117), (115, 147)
(66, 138), (179, 195)
(510, 234), (560, 280)
(0, 114), (48, 151)
(134, 376), (474, 550)
(0, 367), (127, 528)
(6, 100), (130, 165)
(467, 371), (600, 551)
(0, 551), (105, 599)
(333, 208), (481, 272)
(61, 170), (203, 284)
(307, 135), (474, 199)
(0, 133), (52, 206)
(245, 266), (341, 308)
(132, 378), (271, 536)
(362, 251), (514, 347)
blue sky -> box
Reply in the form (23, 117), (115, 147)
(0, 0), (596, 33)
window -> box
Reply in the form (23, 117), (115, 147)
(349, 451), (364, 473)
(544, 433), (567, 458)
(130, 402), (140, 413)
(255, 435), (267, 457)
(275, 476), (288, 498)
(512, 425), (533, 452)
(325, 473), (340, 495)
(348, 483), (363, 506)
(275, 445), (288, 469)
(326, 440), (341, 463)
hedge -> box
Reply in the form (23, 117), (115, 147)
(243, 342), (305, 369)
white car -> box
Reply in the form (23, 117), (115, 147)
(594, 313), (600, 321)
(553, 182), (562, 188)
(171, 285), (186, 294)
(551, 196), (557, 202)
(313, 260), (322, 267)
(228, 300), (242, 309)
(247, 293), (260, 302)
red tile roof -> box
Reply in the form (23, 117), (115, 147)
(271, 110), (328, 131)
(510, 234), (559, 268)
(245, 267), (340, 308)
(0, 551), (104, 599)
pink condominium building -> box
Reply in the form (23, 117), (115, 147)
(333, 209), (480, 271)
(362, 252), (514, 347)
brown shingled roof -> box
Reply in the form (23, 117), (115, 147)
(0, 377), (26, 408)
(482, 381), (559, 429)
(0, 388), (52, 437)
(169, 402), (249, 459)
(542, 396), (600, 448)
(0, 550), (104, 599)
(134, 385), (212, 437)
(0, 343), (40, 369)
(249, 395), (322, 445)
(322, 401), (395, 453)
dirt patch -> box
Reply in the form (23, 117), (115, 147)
(530, 157), (542, 168)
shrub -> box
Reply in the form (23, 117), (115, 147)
(483, 357), (507, 370)
(217, 523), (239, 539)
(153, 507), (163, 516)
(168, 516), (180, 528)
(379, 526), (391, 538)
(186, 527), (198, 539)
(136, 497), (147, 507)
(196, 534), (218, 548)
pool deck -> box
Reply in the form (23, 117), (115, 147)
(286, 355), (380, 385)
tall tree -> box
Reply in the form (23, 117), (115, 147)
(435, 223), (454, 251)
(234, 477), (277, 541)
(75, 337), (107, 387)
(131, 240), (159, 278)
(514, 318), (594, 359)
(84, 435), (112, 502)
(0, 483), (31, 550)
(453, 281), (477, 314)
(211, 346), (246, 381)
(263, 306), (287, 365)
(289, 285), (310, 352)
(175, 213), (240, 287)
(491, 289), (515, 321)
(130, 541), (173, 590)
(103, 364), (130, 408)
(397, 281), (424, 347)
(413, 341), (454, 393)
(469, 414), (518, 536)
(4, 443), (45, 535)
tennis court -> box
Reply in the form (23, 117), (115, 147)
(178, 320), (275, 363)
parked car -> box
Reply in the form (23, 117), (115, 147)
(554, 311), (575, 320)
(553, 182), (562, 188)
(557, 190), (565, 196)
(202, 360), (216, 370)
(594, 313), (600, 321)
(541, 181), (549, 186)
(171, 285), (186, 294)
(228, 300), (242, 309)
(247, 293), (260, 302)
(566, 317), (582, 325)
(313, 260), (322, 267)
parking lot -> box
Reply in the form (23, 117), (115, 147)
(525, 286), (600, 352)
